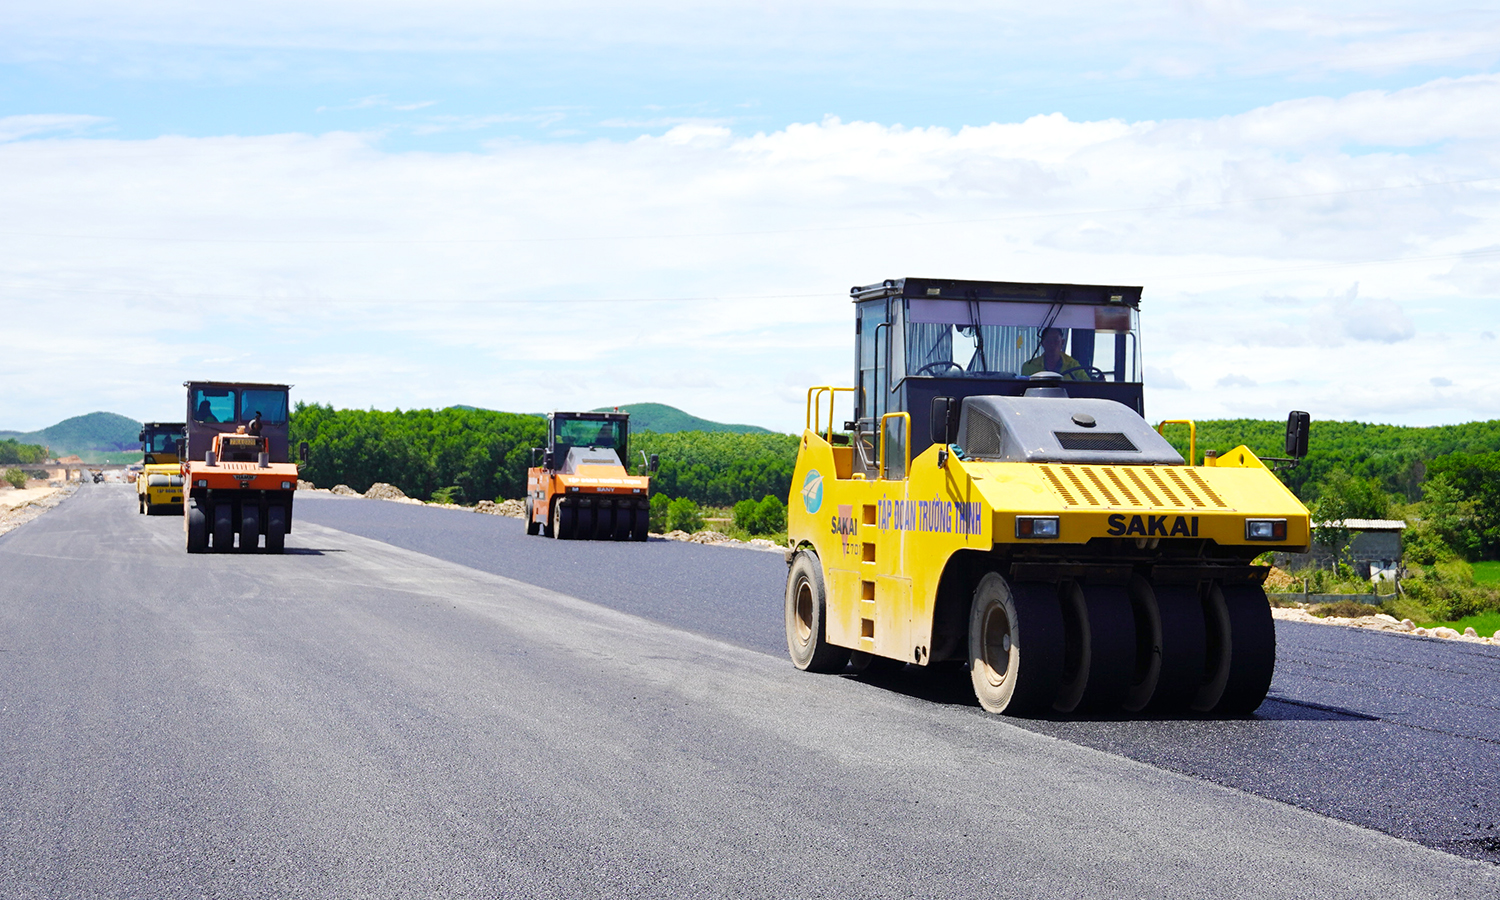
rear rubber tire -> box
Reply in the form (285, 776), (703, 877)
(266, 506), (286, 554)
(785, 551), (850, 673)
(632, 507), (650, 541)
(212, 503), (234, 552)
(239, 505), (260, 553)
(525, 499), (541, 536)
(1194, 583), (1275, 715)
(613, 504), (632, 541)
(1053, 581), (1135, 714)
(575, 504), (595, 541)
(969, 576), (1064, 716)
(139, 495), (146, 514)
(186, 499), (208, 553)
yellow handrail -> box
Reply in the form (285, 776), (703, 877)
(1156, 419), (1197, 466)
(879, 412), (912, 480)
(805, 386), (857, 443)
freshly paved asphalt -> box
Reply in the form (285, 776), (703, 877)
(0, 485), (1495, 898)
(298, 492), (1500, 867)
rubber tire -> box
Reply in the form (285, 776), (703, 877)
(552, 500), (574, 540)
(266, 505), (286, 554)
(632, 507), (650, 541)
(785, 551), (850, 673)
(1194, 583), (1276, 715)
(575, 504), (595, 541)
(1123, 578), (1206, 713)
(1053, 581), (1135, 714)
(139, 495), (146, 514)
(525, 499), (541, 536)
(239, 505), (260, 553)
(593, 504), (613, 540)
(969, 576), (1064, 716)
(212, 503), (234, 552)
(613, 504), (633, 541)
(186, 499), (208, 553)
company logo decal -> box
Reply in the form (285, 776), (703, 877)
(801, 470), (824, 514)
(831, 504), (859, 555)
(1107, 514), (1199, 537)
(878, 497), (983, 536)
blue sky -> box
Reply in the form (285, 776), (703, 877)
(3, 2), (1499, 431)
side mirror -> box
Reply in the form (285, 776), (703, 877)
(1284, 411), (1310, 459)
(175, 438), (186, 458)
(543, 451), (555, 469)
(930, 396), (957, 446)
(137, 430), (145, 443)
(649, 453), (660, 473)
(298, 441), (310, 463)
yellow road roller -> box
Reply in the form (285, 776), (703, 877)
(785, 278), (1311, 717)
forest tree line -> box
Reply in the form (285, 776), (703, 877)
(0, 438), (48, 466)
(288, 404), (1499, 564)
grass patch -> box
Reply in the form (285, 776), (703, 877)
(1473, 561), (1500, 586)
(1416, 610), (1500, 637)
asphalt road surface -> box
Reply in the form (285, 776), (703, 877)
(0, 485), (1495, 899)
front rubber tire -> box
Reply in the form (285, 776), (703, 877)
(969, 576), (1064, 716)
(1194, 583), (1275, 715)
(212, 503), (234, 552)
(1123, 578), (1206, 713)
(552, 500), (574, 540)
(266, 505), (286, 554)
(525, 499), (541, 536)
(785, 551), (849, 673)
(186, 499), (208, 553)
(1053, 581), (1135, 714)
(239, 505), (260, 553)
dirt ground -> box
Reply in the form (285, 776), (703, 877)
(0, 480), (72, 537)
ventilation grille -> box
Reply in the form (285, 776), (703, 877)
(1054, 431), (1138, 452)
(961, 409), (1007, 459)
(1039, 464), (1232, 510)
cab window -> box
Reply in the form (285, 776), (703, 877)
(193, 389), (236, 424)
(241, 390), (289, 424)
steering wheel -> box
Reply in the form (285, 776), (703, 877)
(914, 361), (961, 376)
(1059, 365), (1105, 382)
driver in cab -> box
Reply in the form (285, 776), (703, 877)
(1021, 327), (1090, 381)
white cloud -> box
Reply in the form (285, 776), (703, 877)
(0, 114), (108, 143)
(3, 71), (1500, 430)
(1144, 366), (1188, 389)
(1431, 376), (1452, 386)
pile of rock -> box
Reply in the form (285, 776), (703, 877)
(1271, 606), (1498, 645)
(656, 529), (785, 553)
(330, 484), (359, 496)
(364, 483), (423, 504)
(473, 499), (525, 518)
(297, 480), (316, 490)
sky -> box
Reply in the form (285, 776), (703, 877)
(2, 1), (1499, 433)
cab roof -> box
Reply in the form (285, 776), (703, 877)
(850, 278), (1142, 308)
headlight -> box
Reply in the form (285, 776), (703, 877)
(1015, 516), (1059, 539)
(281, 481), (293, 489)
(1245, 519), (1287, 541)
(195, 479), (208, 488)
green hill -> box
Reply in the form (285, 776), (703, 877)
(0, 412), (143, 463)
(589, 403), (772, 434)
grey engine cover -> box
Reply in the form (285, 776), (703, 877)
(956, 396), (1185, 466)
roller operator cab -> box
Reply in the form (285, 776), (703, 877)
(786, 278), (1313, 717)
(181, 381), (303, 554)
(525, 411), (657, 541)
(136, 421), (185, 515)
